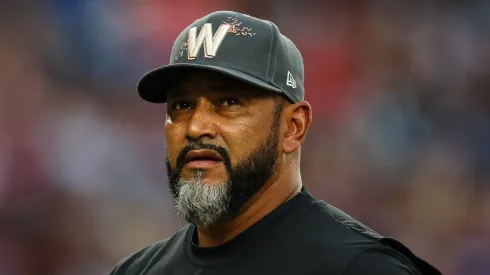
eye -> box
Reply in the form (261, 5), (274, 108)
(171, 101), (193, 110)
(219, 98), (240, 107)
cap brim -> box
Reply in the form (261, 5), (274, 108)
(137, 63), (283, 103)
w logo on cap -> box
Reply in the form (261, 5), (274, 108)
(187, 23), (231, 60)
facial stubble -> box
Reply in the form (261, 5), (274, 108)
(166, 102), (283, 227)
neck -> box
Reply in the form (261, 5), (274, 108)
(195, 166), (302, 247)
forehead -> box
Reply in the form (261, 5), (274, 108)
(167, 70), (265, 99)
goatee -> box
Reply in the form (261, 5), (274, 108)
(166, 103), (283, 227)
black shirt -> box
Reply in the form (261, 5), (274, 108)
(110, 187), (441, 275)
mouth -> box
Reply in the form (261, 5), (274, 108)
(184, 149), (224, 169)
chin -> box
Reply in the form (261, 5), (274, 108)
(181, 169), (227, 184)
(191, 178), (227, 186)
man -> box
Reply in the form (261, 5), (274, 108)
(110, 11), (441, 275)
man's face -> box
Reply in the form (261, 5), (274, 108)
(165, 71), (284, 227)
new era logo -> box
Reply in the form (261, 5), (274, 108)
(286, 71), (297, 89)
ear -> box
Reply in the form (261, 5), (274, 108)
(283, 101), (312, 154)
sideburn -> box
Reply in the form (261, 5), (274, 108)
(224, 99), (284, 216)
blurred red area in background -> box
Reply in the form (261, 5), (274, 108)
(0, 1), (489, 274)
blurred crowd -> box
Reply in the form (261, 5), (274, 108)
(0, 1), (489, 274)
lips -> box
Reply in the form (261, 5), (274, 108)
(184, 149), (224, 169)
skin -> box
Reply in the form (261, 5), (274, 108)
(165, 70), (312, 247)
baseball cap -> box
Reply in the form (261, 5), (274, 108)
(137, 11), (304, 104)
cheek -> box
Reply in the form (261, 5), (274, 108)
(165, 123), (187, 164)
(222, 119), (269, 164)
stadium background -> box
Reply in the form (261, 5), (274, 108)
(0, 1), (489, 274)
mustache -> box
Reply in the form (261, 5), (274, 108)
(176, 142), (231, 170)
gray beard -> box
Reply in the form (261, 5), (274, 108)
(173, 170), (231, 227)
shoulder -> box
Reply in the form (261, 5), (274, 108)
(296, 197), (385, 249)
(342, 248), (422, 275)
(308, 199), (383, 240)
(342, 247), (441, 275)
(340, 243), (441, 275)
(109, 224), (191, 275)
(297, 194), (441, 274)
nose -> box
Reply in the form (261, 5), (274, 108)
(186, 99), (218, 141)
